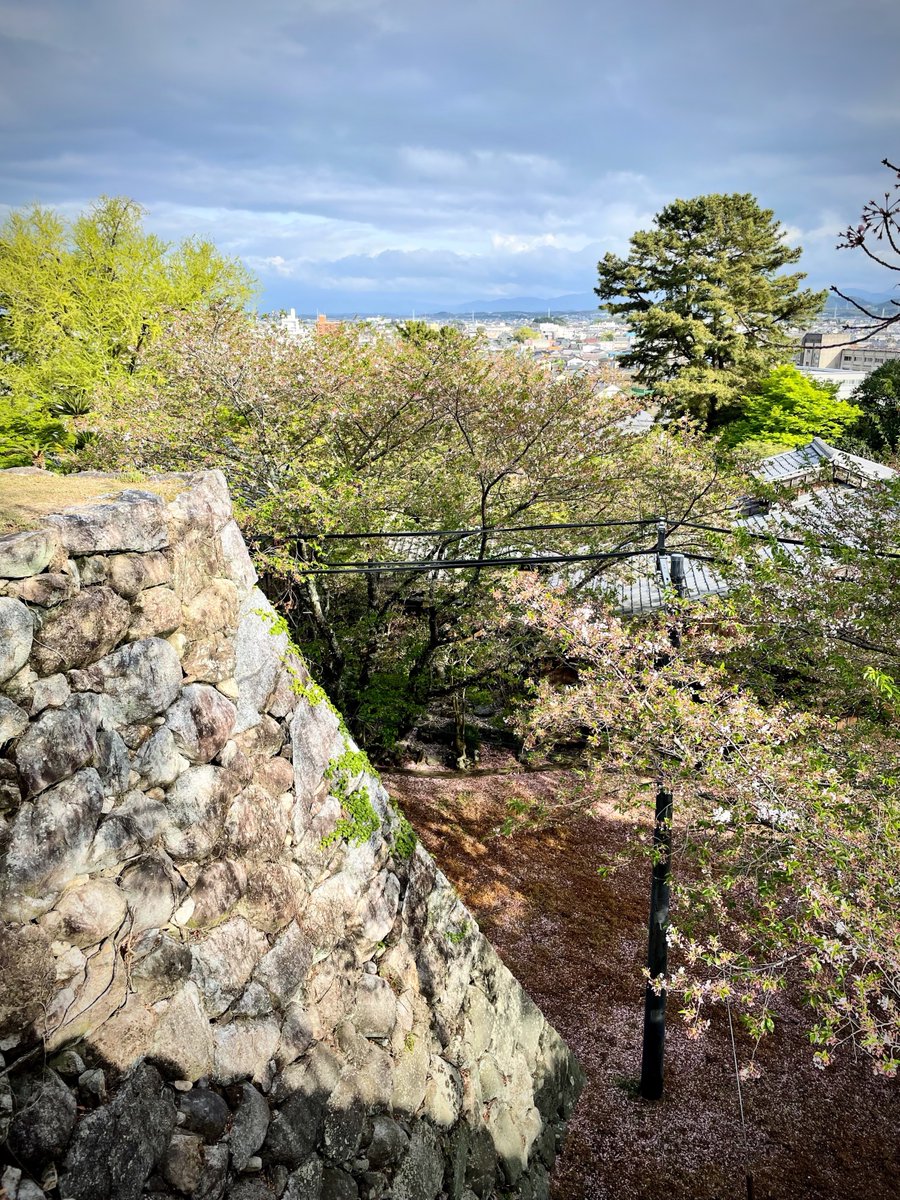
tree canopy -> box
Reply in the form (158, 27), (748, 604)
(720, 364), (861, 450)
(596, 193), (826, 426)
(0, 195), (254, 467)
(511, 472), (900, 1076)
(846, 359), (900, 453)
(87, 306), (742, 752)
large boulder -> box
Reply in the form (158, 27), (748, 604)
(2, 768), (105, 907)
(14, 696), (101, 797)
(30, 586), (131, 673)
(6, 1069), (77, 1167)
(164, 683), (236, 763)
(0, 528), (59, 579)
(60, 1063), (177, 1200)
(69, 638), (183, 723)
(0, 598), (33, 684)
(45, 490), (168, 554)
(106, 551), (172, 599)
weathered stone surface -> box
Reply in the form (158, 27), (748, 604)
(2, 768), (105, 905)
(6, 1069), (77, 1167)
(232, 592), (289, 733)
(0, 528), (59, 579)
(133, 726), (189, 787)
(351, 975), (397, 1040)
(321, 1167), (359, 1200)
(165, 683), (236, 763)
(253, 921), (313, 1008)
(129, 586), (182, 640)
(161, 1131), (205, 1194)
(96, 728), (131, 795)
(392, 1123), (444, 1200)
(88, 791), (169, 869)
(193, 1141), (229, 1200)
(166, 470), (232, 540)
(119, 855), (180, 933)
(0, 758), (21, 815)
(107, 551), (172, 599)
(45, 490), (168, 554)
(131, 934), (191, 1002)
(70, 637), (183, 722)
(42, 878), (127, 948)
(30, 587), (131, 673)
(0, 695), (28, 747)
(7, 571), (78, 608)
(365, 1115), (408, 1170)
(150, 983), (215, 1080)
(322, 1076), (365, 1163)
(390, 1026), (430, 1116)
(0, 597), (33, 683)
(42, 937), (126, 1051)
(218, 519), (257, 594)
(180, 580), (239, 683)
(177, 1089), (230, 1143)
(29, 672), (69, 715)
(60, 1063), (176, 1200)
(186, 858), (247, 927)
(76, 555), (108, 585)
(283, 1156), (324, 1200)
(190, 916), (268, 1016)
(225, 784), (289, 859)
(161, 765), (237, 860)
(253, 754), (295, 798)
(212, 1017), (280, 1085)
(263, 1090), (324, 1166)
(424, 1058), (463, 1129)
(14, 695), (100, 797)
(228, 1083), (270, 1172)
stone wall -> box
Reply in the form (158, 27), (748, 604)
(0, 471), (582, 1200)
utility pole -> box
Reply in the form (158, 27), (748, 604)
(639, 523), (682, 1101)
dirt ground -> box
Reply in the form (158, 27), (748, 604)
(384, 752), (900, 1200)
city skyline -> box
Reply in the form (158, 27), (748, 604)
(2, 0), (899, 312)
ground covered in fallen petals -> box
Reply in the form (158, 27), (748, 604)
(384, 752), (900, 1200)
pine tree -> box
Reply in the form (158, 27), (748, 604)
(596, 193), (826, 425)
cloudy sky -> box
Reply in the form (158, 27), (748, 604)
(2, 0), (899, 312)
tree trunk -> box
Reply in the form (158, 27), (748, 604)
(639, 783), (673, 1101)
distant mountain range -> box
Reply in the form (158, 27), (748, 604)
(427, 292), (601, 316)
(823, 289), (899, 316)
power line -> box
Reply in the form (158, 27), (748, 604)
(299, 546), (660, 576)
(681, 520), (900, 560)
(306, 517), (659, 542)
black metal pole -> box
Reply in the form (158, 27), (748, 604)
(639, 783), (673, 1101)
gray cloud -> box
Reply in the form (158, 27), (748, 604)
(2, 0), (898, 310)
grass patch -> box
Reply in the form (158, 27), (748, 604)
(0, 470), (183, 534)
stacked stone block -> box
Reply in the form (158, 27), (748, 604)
(0, 471), (582, 1200)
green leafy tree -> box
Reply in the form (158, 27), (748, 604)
(596, 193), (826, 426)
(512, 326), (539, 342)
(0, 196), (254, 467)
(721, 364), (861, 450)
(89, 307), (741, 752)
(511, 472), (900, 1081)
(846, 359), (900, 453)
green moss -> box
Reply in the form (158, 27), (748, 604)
(325, 746), (375, 782)
(255, 606), (415, 858)
(446, 921), (471, 945)
(320, 785), (381, 849)
(390, 800), (417, 861)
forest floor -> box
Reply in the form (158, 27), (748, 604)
(383, 749), (900, 1200)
